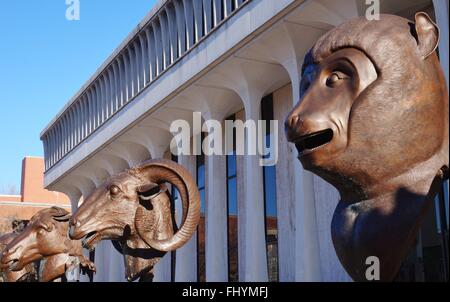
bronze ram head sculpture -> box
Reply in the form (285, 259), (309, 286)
(69, 159), (200, 282)
(0, 233), (37, 282)
(0, 207), (95, 282)
(286, 13), (448, 281)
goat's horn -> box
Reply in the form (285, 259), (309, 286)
(134, 159), (200, 252)
(51, 207), (71, 221)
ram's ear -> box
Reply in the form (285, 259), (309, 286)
(414, 12), (440, 59)
(53, 214), (71, 222)
(137, 183), (167, 201)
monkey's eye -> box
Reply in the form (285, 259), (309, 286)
(326, 71), (348, 87)
(109, 185), (121, 196)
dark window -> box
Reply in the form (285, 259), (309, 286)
(261, 94), (279, 282)
(197, 137), (206, 282)
(170, 154), (178, 282)
(395, 182), (449, 282)
(226, 114), (239, 282)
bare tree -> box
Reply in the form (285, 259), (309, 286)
(0, 183), (20, 195)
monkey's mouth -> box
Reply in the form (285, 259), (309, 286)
(293, 129), (334, 156)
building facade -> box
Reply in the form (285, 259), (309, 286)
(0, 157), (70, 235)
(40, 0), (449, 282)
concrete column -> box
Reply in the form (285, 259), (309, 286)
(144, 28), (155, 82)
(153, 147), (172, 282)
(127, 47), (136, 98)
(274, 34), (322, 281)
(204, 112), (228, 281)
(93, 241), (109, 282)
(433, 0), (449, 87)
(153, 253), (172, 282)
(235, 110), (246, 281)
(112, 61), (120, 113)
(193, 0), (204, 42)
(242, 96), (268, 282)
(106, 240), (125, 282)
(182, 0), (195, 49)
(224, 0), (233, 18)
(67, 192), (91, 282)
(213, 0), (222, 25)
(165, 5), (179, 62)
(173, 0), (186, 57)
(313, 176), (351, 281)
(203, 0), (213, 34)
(273, 85), (296, 281)
(292, 114), (322, 281)
(153, 22), (164, 75)
(159, 13), (170, 69)
(175, 154), (198, 282)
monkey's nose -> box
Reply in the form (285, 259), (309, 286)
(286, 115), (300, 129)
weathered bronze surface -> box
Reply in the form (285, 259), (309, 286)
(285, 13), (448, 281)
(0, 207), (95, 282)
(69, 159), (201, 282)
(0, 233), (37, 282)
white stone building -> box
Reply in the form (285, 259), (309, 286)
(41, 0), (449, 282)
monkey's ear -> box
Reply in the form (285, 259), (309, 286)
(414, 12), (440, 59)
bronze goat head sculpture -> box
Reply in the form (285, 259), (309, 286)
(0, 207), (95, 282)
(0, 233), (37, 282)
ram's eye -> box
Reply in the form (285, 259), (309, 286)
(109, 185), (121, 196)
(326, 71), (348, 87)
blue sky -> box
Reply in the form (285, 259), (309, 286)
(0, 0), (156, 193)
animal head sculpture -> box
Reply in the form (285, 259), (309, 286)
(69, 159), (200, 282)
(286, 13), (448, 281)
(0, 207), (95, 282)
(0, 233), (36, 282)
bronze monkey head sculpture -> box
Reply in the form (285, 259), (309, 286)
(286, 13), (448, 281)
(69, 159), (200, 282)
(1, 207), (95, 282)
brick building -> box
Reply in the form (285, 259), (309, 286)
(0, 157), (70, 234)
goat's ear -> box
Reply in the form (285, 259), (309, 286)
(414, 12), (440, 59)
(51, 207), (71, 222)
(138, 183), (168, 201)
(53, 214), (71, 222)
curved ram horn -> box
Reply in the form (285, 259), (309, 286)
(133, 159), (200, 252)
